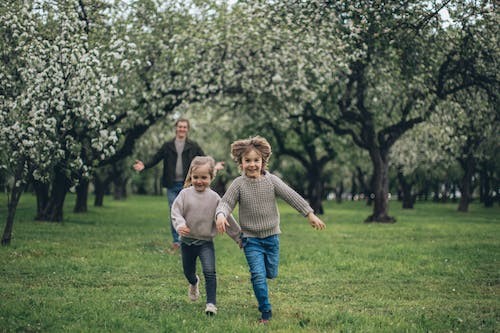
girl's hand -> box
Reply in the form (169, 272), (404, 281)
(178, 225), (191, 236)
(216, 214), (229, 234)
(307, 213), (326, 230)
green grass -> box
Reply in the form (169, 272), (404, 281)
(0, 194), (498, 332)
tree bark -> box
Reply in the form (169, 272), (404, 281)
(458, 155), (475, 212)
(93, 170), (111, 207)
(2, 165), (25, 246)
(113, 177), (128, 200)
(37, 168), (71, 222)
(397, 170), (416, 209)
(335, 181), (343, 204)
(307, 172), (324, 214)
(153, 168), (162, 196)
(33, 180), (49, 220)
(74, 178), (89, 213)
(111, 162), (128, 200)
(94, 179), (106, 207)
(365, 149), (395, 223)
(479, 163), (494, 208)
(350, 173), (358, 201)
(355, 167), (372, 205)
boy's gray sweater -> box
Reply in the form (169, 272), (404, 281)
(171, 187), (241, 243)
(216, 172), (313, 238)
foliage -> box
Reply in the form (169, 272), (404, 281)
(0, 1), (122, 186)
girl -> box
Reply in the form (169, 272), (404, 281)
(171, 156), (241, 316)
(215, 136), (326, 324)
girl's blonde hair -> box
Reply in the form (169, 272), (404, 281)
(230, 136), (272, 174)
(183, 156), (216, 188)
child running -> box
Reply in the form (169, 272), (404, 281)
(171, 156), (241, 316)
(215, 136), (326, 324)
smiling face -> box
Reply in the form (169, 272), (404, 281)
(241, 149), (263, 179)
(190, 164), (212, 192)
(175, 120), (189, 140)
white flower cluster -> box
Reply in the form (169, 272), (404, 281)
(0, 2), (123, 183)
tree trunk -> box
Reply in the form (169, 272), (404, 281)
(350, 173), (357, 200)
(479, 163), (494, 208)
(111, 162), (128, 200)
(441, 182), (451, 203)
(74, 178), (89, 213)
(38, 168), (70, 222)
(153, 168), (162, 196)
(335, 181), (343, 204)
(93, 171), (111, 207)
(365, 149), (395, 223)
(307, 171), (324, 215)
(356, 167), (372, 205)
(33, 180), (49, 220)
(451, 183), (458, 203)
(431, 183), (439, 202)
(2, 167), (25, 246)
(366, 173), (374, 206)
(397, 171), (415, 209)
(418, 181), (430, 201)
(458, 155), (475, 212)
(113, 178), (128, 200)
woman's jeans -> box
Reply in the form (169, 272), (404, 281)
(181, 241), (217, 305)
(242, 235), (280, 313)
(167, 181), (184, 245)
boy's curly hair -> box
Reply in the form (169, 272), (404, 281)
(230, 136), (272, 173)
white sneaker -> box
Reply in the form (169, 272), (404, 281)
(205, 303), (217, 316)
(188, 275), (200, 301)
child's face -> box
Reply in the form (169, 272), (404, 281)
(191, 164), (212, 192)
(241, 149), (263, 179)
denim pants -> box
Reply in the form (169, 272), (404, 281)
(242, 235), (280, 313)
(181, 241), (217, 305)
(167, 181), (184, 244)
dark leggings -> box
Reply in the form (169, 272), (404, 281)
(181, 241), (216, 305)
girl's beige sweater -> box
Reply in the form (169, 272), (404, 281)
(171, 186), (241, 242)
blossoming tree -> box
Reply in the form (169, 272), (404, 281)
(0, 1), (122, 244)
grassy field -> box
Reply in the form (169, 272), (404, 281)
(0, 194), (498, 332)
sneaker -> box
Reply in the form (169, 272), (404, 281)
(259, 310), (272, 323)
(205, 303), (217, 316)
(188, 275), (200, 301)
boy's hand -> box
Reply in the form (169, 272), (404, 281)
(216, 214), (229, 234)
(307, 213), (326, 230)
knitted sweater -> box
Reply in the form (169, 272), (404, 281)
(171, 186), (241, 243)
(216, 172), (313, 238)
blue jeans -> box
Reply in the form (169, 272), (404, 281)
(167, 181), (184, 245)
(242, 235), (280, 313)
(181, 241), (217, 305)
